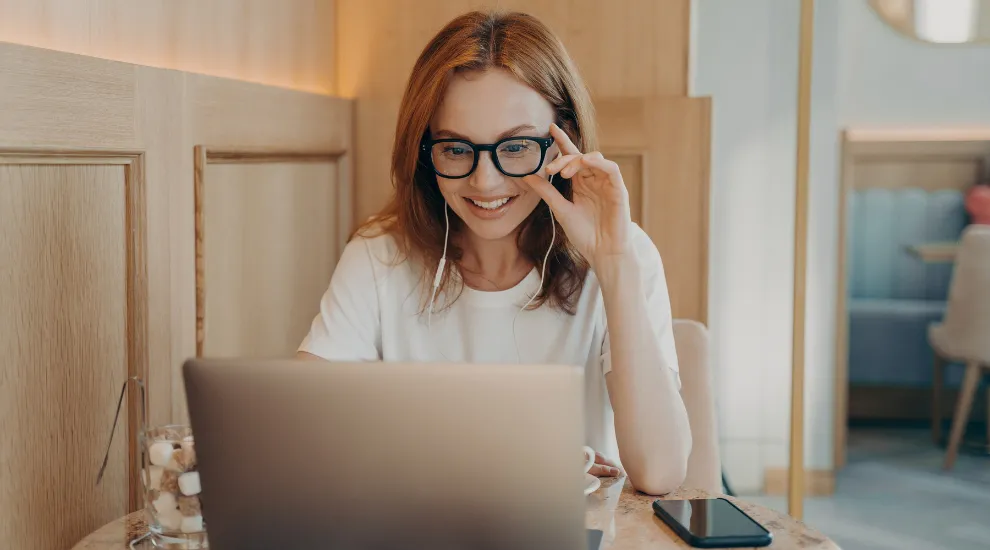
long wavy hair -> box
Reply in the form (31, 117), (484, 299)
(357, 10), (596, 314)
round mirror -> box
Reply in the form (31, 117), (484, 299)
(868, 0), (990, 43)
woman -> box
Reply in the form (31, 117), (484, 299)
(298, 10), (691, 495)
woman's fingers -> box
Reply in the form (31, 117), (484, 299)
(560, 157), (594, 180)
(557, 157), (589, 180)
(520, 174), (573, 216)
(595, 451), (622, 468)
(549, 122), (582, 155)
(588, 463), (623, 477)
(546, 153), (581, 175)
(588, 451), (624, 477)
(579, 154), (621, 181)
(548, 152), (617, 181)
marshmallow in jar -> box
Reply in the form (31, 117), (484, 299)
(144, 427), (205, 536)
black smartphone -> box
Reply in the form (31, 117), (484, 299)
(586, 528), (604, 550)
(652, 498), (772, 548)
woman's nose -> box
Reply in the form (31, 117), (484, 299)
(470, 152), (503, 191)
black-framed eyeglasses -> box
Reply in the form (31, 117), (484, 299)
(420, 136), (555, 179)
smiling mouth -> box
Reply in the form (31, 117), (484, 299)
(467, 196), (514, 210)
(462, 195), (518, 219)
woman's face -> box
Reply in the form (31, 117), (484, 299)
(429, 69), (557, 242)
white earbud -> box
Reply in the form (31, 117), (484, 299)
(432, 204), (450, 291)
(427, 204), (450, 357)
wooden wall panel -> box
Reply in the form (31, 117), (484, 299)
(185, 75), (351, 152)
(336, 0), (690, 223)
(0, 163), (132, 550)
(0, 43), (136, 148)
(598, 97), (711, 323)
(172, 77), (353, 423)
(0, 0), (336, 94)
(0, 40), (354, 545)
(134, 66), (185, 431)
(198, 158), (340, 358)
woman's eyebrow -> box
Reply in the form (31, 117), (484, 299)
(432, 128), (470, 140)
(496, 124), (537, 140)
(432, 124), (539, 142)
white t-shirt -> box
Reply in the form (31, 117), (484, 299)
(298, 222), (679, 462)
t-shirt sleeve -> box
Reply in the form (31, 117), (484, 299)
(298, 237), (382, 361)
(600, 225), (680, 387)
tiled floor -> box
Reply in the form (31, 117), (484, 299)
(746, 427), (990, 550)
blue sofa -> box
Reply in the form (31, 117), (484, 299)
(847, 188), (966, 388)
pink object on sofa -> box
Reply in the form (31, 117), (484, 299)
(965, 185), (990, 225)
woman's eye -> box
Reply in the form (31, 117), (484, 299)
(501, 143), (529, 154)
(444, 147), (468, 156)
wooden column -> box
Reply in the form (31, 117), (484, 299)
(789, 0), (815, 520)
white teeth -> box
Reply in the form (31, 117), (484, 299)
(469, 197), (511, 210)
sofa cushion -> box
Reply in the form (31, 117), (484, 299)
(848, 298), (946, 386)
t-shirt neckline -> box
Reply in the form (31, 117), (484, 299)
(460, 268), (540, 308)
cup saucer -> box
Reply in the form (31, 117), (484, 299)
(584, 473), (601, 495)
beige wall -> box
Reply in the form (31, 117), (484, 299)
(0, 0), (336, 93)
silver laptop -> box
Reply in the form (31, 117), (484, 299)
(183, 358), (601, 549)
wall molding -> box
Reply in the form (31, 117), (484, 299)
(193, 145), (347, 358)
(603, 148), (650, 227)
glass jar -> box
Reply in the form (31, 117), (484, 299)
(142, 424), (208, 548)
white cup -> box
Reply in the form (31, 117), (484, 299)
(582, 446), (596, 474)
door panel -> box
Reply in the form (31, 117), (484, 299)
(0, 163), (131, 550)
(198, 154), (342, 358)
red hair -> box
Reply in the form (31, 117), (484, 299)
(358, 10), (597, 313)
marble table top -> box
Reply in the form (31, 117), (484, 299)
(73, 478), (839, 549)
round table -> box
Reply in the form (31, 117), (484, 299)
(73, 478), (839, 549)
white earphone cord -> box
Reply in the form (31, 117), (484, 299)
(429, 170), (556, 364)
(427, 204), (451, 360)
(512, 188), (554, 363)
